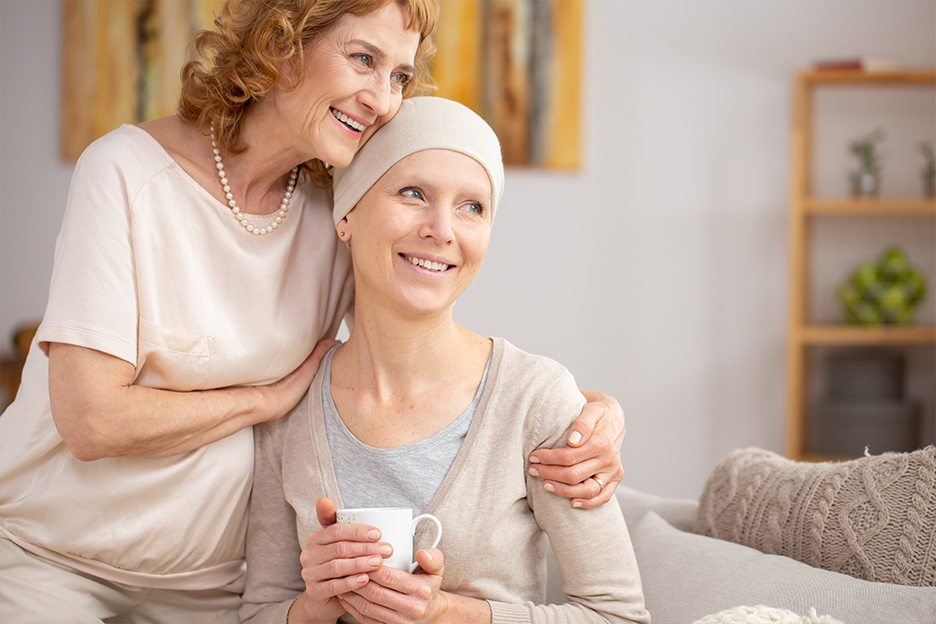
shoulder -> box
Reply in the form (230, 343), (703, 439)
(493, 338), (579, 398)
(488, 338), (585, 444)
(72, 125), (175, 191)
(78, 125), (172, 168)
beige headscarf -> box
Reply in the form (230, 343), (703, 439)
(332, 97), (505, 226)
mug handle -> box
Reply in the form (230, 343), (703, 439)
(410, 513), (443, 573)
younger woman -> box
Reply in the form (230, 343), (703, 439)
(241, 97), (649, 624)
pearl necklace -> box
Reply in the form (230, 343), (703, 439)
(211, 124), (298, 236)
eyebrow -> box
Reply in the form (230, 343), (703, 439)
(350, 39), (417, 75)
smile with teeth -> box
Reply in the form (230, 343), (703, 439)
(331, 108), (366, 132)
(405, 255), (450, 272)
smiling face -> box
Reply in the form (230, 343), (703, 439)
(271, 2), (421, 168)
(340, 149), (493, 320)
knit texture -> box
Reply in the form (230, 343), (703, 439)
(693, 447), (936, 586)
(692, 605), (844, 624)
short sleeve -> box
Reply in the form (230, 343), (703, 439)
(37, 128), (158, 364)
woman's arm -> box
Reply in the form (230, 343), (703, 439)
(515, 462), (650, 624)
(48, 340), (334, 460)
(528, 389), (626, 508)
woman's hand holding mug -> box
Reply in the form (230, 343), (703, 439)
(332, 506), (446, 623)
(338, 548), (448, 624)
(288, 498), (392, 623)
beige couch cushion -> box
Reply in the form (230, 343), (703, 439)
(693, 446), (936, 586)
(634, 511), (936, 624)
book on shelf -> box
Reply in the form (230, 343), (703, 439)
(813, 56), (900, 72)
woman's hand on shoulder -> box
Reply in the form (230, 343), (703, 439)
(255, 339), (340, 424)
(527, 389), (626, 509)
(288, 498), (391, 623)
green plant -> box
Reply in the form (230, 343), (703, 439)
(849, 129), (884, 174)
(838, 247), (927, 325)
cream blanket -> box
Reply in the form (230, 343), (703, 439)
(693, 447), (936, 586)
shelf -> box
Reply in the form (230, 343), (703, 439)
(801, 69), (936, 85)
(798, 324), (936, 345)
(786, 67), (936, 462)
(804, 198), (936, 216)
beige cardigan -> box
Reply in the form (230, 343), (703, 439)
(240, 338), (649, 624)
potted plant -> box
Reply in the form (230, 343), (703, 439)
(849, 129), (884, 197)
(838, 247), (927, 325)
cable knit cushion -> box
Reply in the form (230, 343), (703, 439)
(693, 446), (936, 586)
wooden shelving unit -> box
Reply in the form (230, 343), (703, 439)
(786, 68), (936, 462)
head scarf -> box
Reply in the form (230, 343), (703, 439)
(333, 97), (504, 225)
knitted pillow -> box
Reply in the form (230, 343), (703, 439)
(693, 446), (936, 586)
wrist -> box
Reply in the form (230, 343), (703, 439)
(429, 592), (491, 624)
(286, 592), (342, 624)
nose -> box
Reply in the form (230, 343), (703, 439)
(359, 72), (393, 118)
(419, 205), (453, 243)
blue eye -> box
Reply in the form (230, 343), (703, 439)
(353, 53), (372, 66)
(466, 202), (483, 215)
(401, 188), (423, 200)
(392, 72), (413, 86)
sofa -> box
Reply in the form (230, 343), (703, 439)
(545, 447), (936, 624)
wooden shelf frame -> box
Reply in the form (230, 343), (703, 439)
(805, 198), (936, 216)
(785, 68), (936, 462)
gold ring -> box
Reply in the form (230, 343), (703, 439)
(590, 476), (606, 492)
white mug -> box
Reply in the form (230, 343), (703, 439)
(336, 507), (442, 573)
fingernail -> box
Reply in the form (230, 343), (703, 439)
(568, 431), (583, 445)
(356, 574), (369, 583)
(423, 550), (433, 562)
(572, 501), (583, 508)
(378, 544), (392, 556)
(528, 466), (539, 477)
(367, 529), (380, 540)
(529, 455), (540, 464)
(544, 482), (555, 492)
(368, 556), (382, 567)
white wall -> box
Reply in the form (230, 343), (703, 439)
(2, 1), (934, 499)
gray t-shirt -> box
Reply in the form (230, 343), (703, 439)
(323, 346), (490, 514)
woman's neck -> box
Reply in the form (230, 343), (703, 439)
(223, 106), (308, 215)
(331, 305), (492, 448)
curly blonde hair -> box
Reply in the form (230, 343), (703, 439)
(178, 0), (438, 187)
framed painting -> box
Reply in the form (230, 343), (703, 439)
(61, 0), (219, 160)
(432, 0), (583, 169)
(61, 0), (583, 169)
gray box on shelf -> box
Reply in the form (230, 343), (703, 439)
(812, 353), (920, 455)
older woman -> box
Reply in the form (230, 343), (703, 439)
(0, 1), (624, 622)
(242, 97), (650, 624)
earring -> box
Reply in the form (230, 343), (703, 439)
(339, 231), (345, 238)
